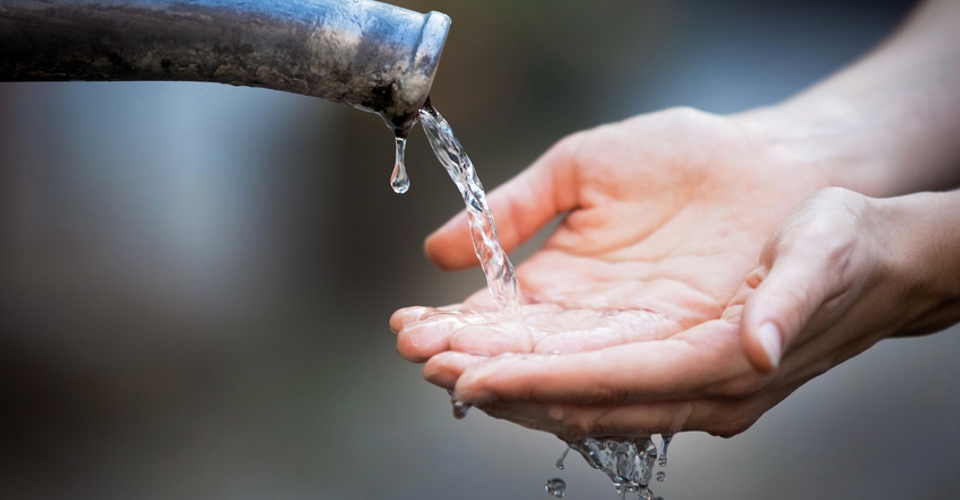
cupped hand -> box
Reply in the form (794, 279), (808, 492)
(391, 107), (836, 439)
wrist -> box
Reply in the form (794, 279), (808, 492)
(879, 189), (960, 337)
(732, 100), (902, 198)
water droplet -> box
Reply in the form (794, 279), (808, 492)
(544, 478), (566, 498)
(451, 400), (471, 419)
(656, 471), (666, 483)
(555, 446), (570, 470)
(658, 435), (672, 468)
(390, 137), (409, 194)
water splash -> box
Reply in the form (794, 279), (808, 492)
(390, 136), (410, 194)
(418, 100), (520, 317)
(555, 446), (570, 470)
(566, 436), (667, 499)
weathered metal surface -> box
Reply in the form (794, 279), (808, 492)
(0, 0), (450, 133)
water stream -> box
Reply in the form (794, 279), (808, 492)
(417, 100), (521, 317)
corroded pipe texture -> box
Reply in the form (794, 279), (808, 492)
(0, 0), (450, 134)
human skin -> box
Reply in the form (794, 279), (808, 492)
(391, 0), (960, 440)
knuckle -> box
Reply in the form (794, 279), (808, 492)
(552, 131), (587, 160)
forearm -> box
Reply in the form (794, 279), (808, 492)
(740, 0), (960, 197)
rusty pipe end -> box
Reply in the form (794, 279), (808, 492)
(374, 10), (450, 135)
(0, 0), (452, 135)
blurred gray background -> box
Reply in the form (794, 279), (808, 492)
(3, 0), (959, 499)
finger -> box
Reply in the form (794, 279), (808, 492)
(390, 306), (431, 333)
(396, 309), (471, 362)
(449, 322), (536, 356)
(422, 351), (489, 390)
(739, 223), (844, 373)
(424, 134), (582, 270)
(450, 319), (747, 407)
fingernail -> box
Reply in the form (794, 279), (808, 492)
(757, 322), (782, 370)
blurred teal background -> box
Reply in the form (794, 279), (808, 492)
(2, 0), (959, 499)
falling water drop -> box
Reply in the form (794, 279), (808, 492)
(545, 478), (566, 498)
(390, 137), (410, 194)
(656, 471), (666, 483)
(555, 446), (570, 470)
(451, 400), (471, 420)
(658, 435), (672, 468)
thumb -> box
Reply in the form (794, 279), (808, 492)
(740, 232), (839, 373)
(424, 135), (582, 270)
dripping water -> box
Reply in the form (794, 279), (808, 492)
(390, 136), (410, 193)
(658, 435), (672, 468)
(555, 446), (570, 470)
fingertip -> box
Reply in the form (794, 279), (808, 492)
(452, 371), (499, 407)
(741, 319), (781, 373)
(396, 320), (456, 363)
(450, 356), (510, 404)
(422, 360), (458, 389)
(424, 352), (487, 391)
(390, 306), (429, 333)
(756, 322), (782, 370)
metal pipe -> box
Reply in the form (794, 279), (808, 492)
(0, 0), (450, 134)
